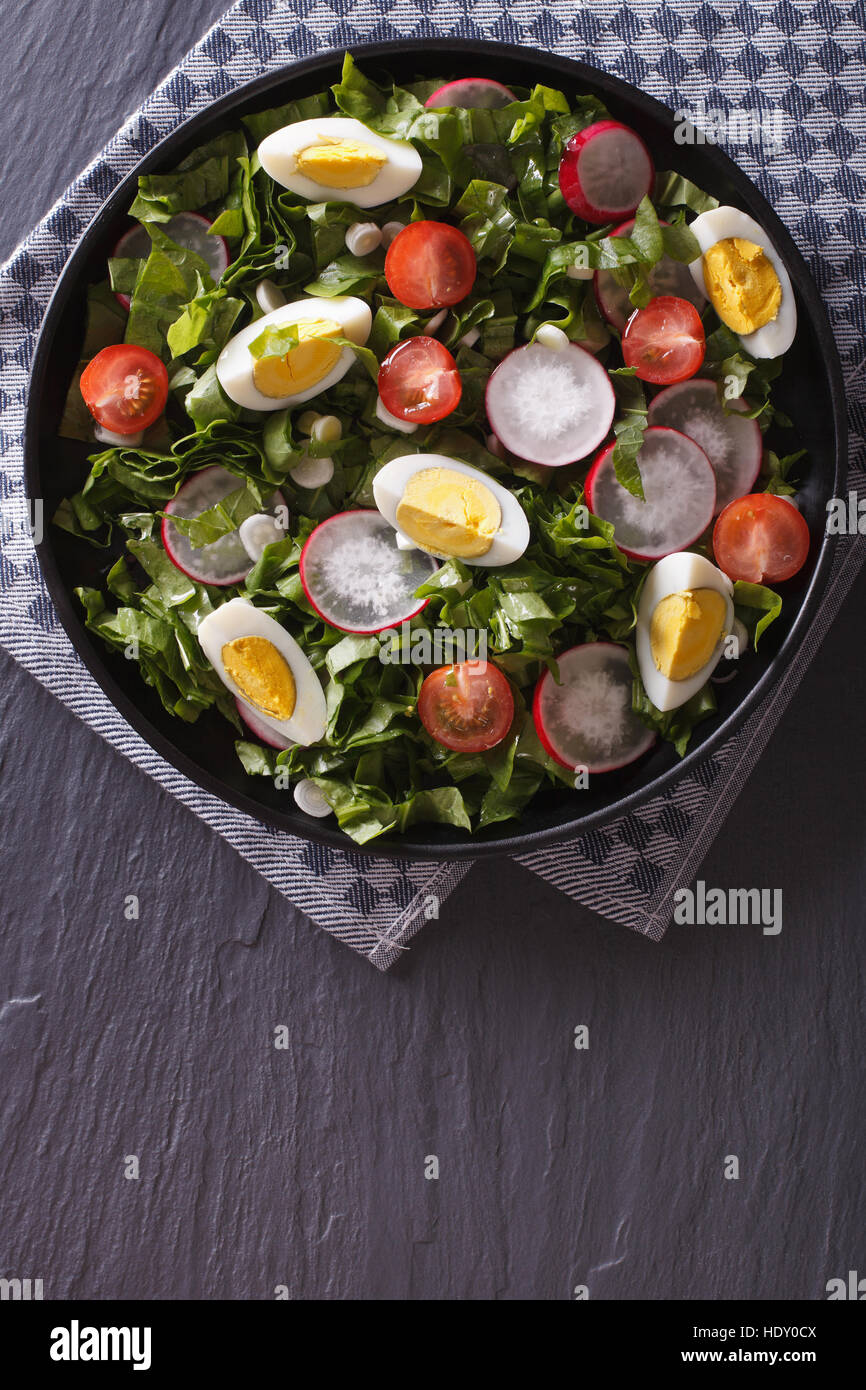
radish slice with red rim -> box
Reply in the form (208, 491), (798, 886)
(425, 78), (515, 109)
(585, 427), (716, 561)
(594, 218), (706, 331)
(534, 643), (655, 774)
(485, 341), (615, 466)
(559, 121), (654, 225)
(162, 466), (284, 587)
(235, 697), (293, 750)
(647, 379), (762, 513)
(300, 510), (438, 634)
(113, 212), (230, 309)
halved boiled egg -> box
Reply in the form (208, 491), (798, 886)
(636, 552), (734, 712)
(198, 597), (327, 745)
(372, 453), (530, 567)
(258, 117), (422, 208)
(216, 294), (371, 412)
(688, 206), (796, 358)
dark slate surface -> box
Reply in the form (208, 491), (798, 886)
(1, 0), (863, 1301)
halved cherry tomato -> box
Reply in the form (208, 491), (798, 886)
(713, 492), (810, 583)
(80, 344), (169, 434)
(378, 336), (462, 424)
(622, 296), (706, 385)
(384, 221), (476, 310)
(418, 661), (514, 753)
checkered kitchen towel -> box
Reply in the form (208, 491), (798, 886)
(1, 0), (864, 969)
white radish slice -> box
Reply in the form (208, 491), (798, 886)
(594, 219), (706, 331)
(381, 221), (406, 248)
(585, 427), (716, 561)
(376, 396), (418, 434)
(535, 323), (570, 352)
(647, 379), (762, 513)
(94, 424), (143, 446)
(239, 512), (288, 563)
(162, 466), (284, 586)
(486, 433), (506, 459)
(425, 78), (515, 109)
(296, 410), (320, 436)
(113, 213), (230, 309)
(293, 778), (333, 817)
(255, 279), (286, 314)
(533, 643), (655, 774)
(485, 341), (615, 466)
(311, 415), (342, 444)
(300, 509), (437, 634)
(236, 697), (293, 750)
(289, 454), (335, 489)
(345, 221), (382, 256)
(559, 122), (654, 224)
(722, 617), (749, 662)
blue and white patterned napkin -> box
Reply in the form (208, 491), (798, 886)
(1, 0), (864, 969)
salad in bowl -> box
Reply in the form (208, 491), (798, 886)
(54, 53), (810, 846)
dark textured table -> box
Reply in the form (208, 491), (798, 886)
(2, 0), (863, 1302)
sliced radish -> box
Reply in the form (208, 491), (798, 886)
(595, 218), (706, 331)
(381, 220), (406, 248)
(647, 379), (762, 513)
(535, 323), (570, 352)
(239, 512), (288, 563)
(236, 697), (293, 750)
(559, 122), (654, 225)
(113, 212), (230, 309)
(294, 778), (333, 817)
(585, 427), (716, 561)
(94, 424), (144, 447)
(255, 279), (286, 315)
(533, 643), (655, 774)
(425, 78), (515, 109)
(289, 453), (335, 489)
(162, 466), (284, 587)
(485, 341), (615, 466)
(299, 510), (438, 634)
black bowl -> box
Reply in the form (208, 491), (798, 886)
(25, 39), (846, 861)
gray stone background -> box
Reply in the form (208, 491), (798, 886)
(1, 0), (863, 1301)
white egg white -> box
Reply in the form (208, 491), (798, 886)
(258, 116), (422, 208)
(688, 206), (797, 359)
(216, 295), (372, 412)
(372, 453), (530, 568)
(198, 597), (327, 745)
(636, 552), (734, 712)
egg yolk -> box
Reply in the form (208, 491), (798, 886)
(295, 138), (387, 189)
(650, 588), (727, 681)
(252, 318), (342, 399)
(222, 636), (296, 719)
(395, 468), (501, 559)
(702, 237), (782, 335)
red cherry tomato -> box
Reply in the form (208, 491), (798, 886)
(378, 336), (462, 424)
(713, 493), (810, 583)
(384, 221), (476, 310)
(622, 296), (706, 385)
(80, 344), (169, 434)
(418, 661), (514, 753)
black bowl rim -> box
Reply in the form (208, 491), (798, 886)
(24, 38), (847, 862)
